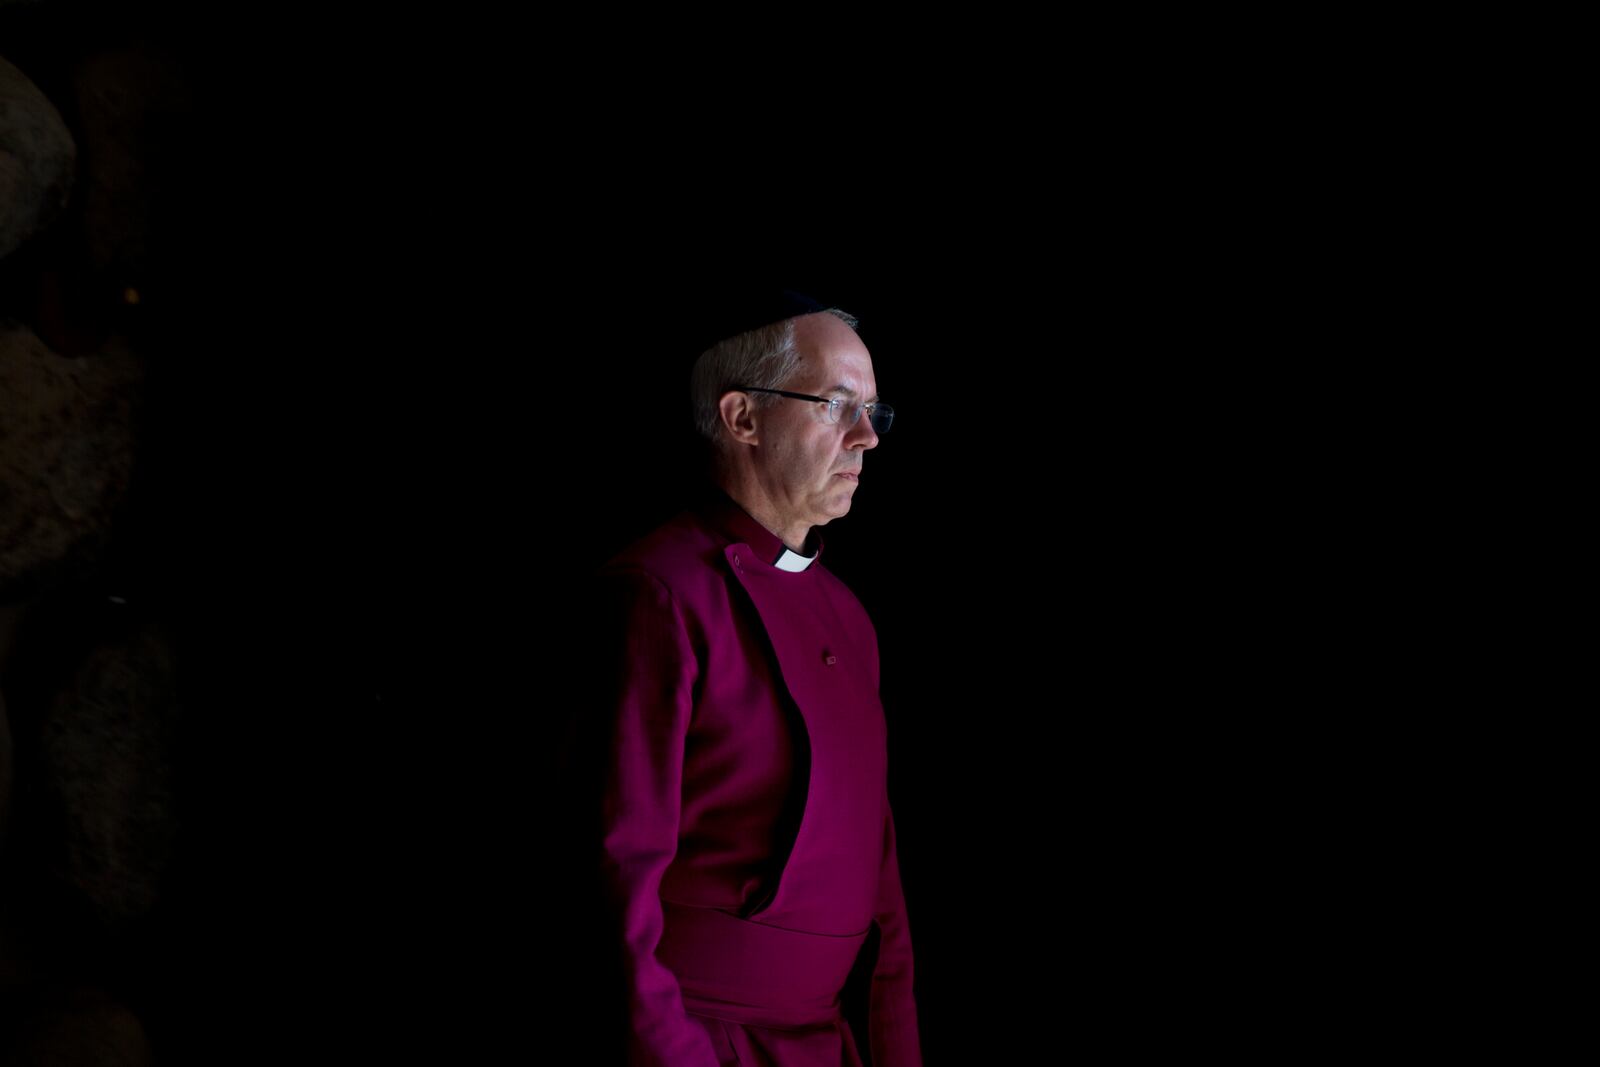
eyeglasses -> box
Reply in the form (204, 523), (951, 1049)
(729, 386), (894, 434)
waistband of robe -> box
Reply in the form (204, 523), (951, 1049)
(656, 898), (870, 1030)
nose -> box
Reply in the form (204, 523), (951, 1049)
(844, 407), (880, 451)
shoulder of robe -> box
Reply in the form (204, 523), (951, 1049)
(595, 510), (731, 618)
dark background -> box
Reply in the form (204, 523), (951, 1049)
(0, 4), (1405, 1063)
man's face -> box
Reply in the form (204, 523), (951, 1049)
(756, 312), (881, 531)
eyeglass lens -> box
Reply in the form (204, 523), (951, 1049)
(829, 397), (894, 433)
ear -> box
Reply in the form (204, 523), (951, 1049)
(718, 391), (760, 448)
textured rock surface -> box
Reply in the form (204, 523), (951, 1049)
(0, 319), (145, 602)
(36, 620), (178, 930)
(1, 985), (155, 1066)
(3, 17), (192, 1063)
(0, 54), (75, 261)
(67, 39), (194, 279)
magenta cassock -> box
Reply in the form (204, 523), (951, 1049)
(595, 485), (922, 1067)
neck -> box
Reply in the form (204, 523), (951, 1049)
(714, 474), (812, 553)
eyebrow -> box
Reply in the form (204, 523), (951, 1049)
(826, 383), (881, 404)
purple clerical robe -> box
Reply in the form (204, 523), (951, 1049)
(595, 485), (922, 1067)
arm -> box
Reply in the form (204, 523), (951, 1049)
(594, 569), (720, 1067)
(869, 786), (924, 1067)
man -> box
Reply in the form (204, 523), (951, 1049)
(590, 290), (921, 1067)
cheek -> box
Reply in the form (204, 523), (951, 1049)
(814, 445), (838, 480)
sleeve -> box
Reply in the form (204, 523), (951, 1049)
(594, 568), (721, 1067)
(868, 785), (925, 1067)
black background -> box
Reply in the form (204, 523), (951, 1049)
(0, 5), (1411, 1062)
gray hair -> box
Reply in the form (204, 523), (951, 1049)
(689, 308), (860, 458)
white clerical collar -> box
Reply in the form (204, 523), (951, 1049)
(773, 537), (819, 572)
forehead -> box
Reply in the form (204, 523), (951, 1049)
(791, 314), (878, 398)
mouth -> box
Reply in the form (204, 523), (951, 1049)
(834, 471), (859, 482)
